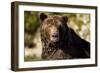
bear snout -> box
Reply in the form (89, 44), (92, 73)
(50, 32), (59, 42)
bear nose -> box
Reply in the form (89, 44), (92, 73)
(52, 33), (58, 38)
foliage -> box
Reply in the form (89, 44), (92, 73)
(24, 11), (40, 34)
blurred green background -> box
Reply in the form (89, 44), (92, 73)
(24, 11), (90, 61)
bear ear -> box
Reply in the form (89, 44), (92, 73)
(39, 13), (47, 22)
(62, 16), (68, 24)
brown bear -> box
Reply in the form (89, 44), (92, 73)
(39, 13), (90, 60)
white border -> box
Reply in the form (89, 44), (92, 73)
(18, 5), (96, 68)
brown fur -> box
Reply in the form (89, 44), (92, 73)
(39, 13), (90, 60)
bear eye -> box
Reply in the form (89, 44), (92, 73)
(57, 21), (63, 26)
(58, 25), (63, 30)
